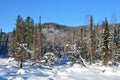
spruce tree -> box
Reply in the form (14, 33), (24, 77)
(101, 18), (110, 65)
(89, 16), (96, 63)
(14, 15), (26, 68)
(25, 16), (34, 49)
(15, 15), (25, 44)
(33, 16), (44, 60)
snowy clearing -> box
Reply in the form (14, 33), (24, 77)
(0, 58), (120, 80)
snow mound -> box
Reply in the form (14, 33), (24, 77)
(17, 69), (25, 74)
(27, 75), (49, 80)
(5, 58), (14, 64)
(66, 64), (87, 72)
(6, 65), (12, 68)
(8, 76), (14, 80)
(14, 77), (24, 80)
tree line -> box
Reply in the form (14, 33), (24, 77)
(1, 15), (120, 68)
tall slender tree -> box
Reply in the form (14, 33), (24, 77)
(25, 16), (34, 49)
(33, 16), (44, 60)
(89, 16), (96, 63)
(14, 15), (27, 68)
(101, 18), (110, 65)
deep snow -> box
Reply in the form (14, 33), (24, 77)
(0, 58), (120, 80)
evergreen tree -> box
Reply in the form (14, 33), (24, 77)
(14, 15), (26, 68)
(0, 29), (8, 57)
(0, 29), (2, 37)
(112, 24), (120, 63)
(112, 25), (118, 63)
(80, 28), (88, 61)
(33, 16), (46, 60)
(25, 16), (34, 49)
(15, 15), (25, 44)
(10, 29), (16, 56)
(89, 16), (96, 63)
(101, 18), (110, 65)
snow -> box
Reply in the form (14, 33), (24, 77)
(14, 77), (24, 80)
(17, 69), (25, 74)
(44, 52), (54, 56)
(0, 58), (120, 80)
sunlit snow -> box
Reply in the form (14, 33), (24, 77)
(0, 58), (120, 80)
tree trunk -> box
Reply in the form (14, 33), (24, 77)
(20, 62), (23, 68)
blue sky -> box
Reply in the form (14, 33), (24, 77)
(0, 0), (120, 32)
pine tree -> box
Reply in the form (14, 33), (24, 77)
(0, 29), (2, 37)
(10, 29), (16, 57)
(15, 15), (25, 44)
(0, 29), (2, 47)
(118, 24), (120, 62)
(89, 16), (96, 63)
(14, 15), (26, 68)
(0, 29), (3, 55)
(0, 30), (8, 57)
(101, 18), (110, 65)
(80, 28), (88, 60)
(33, 16), (46, 61)
(25, 16), (34, 49)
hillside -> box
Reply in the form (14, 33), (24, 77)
(4, 22), (120, 59)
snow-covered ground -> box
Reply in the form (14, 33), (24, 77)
(0, 58), (120, 80)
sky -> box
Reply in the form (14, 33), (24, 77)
(0, 0), (120, 33)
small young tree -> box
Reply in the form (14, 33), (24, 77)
(14, 43), (26, 68)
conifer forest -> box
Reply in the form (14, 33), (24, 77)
(0, 15), (120, 68)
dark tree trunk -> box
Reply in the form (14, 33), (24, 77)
(20, 62), (23, 68)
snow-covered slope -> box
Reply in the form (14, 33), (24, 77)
(42, 27), (67, 43)
(0, 58), (120, 80)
